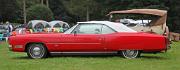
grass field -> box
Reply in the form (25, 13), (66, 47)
(0, 42), (180, 70)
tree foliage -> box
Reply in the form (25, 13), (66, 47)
(27, 4), (54, 21)
(0, 0), (20, 22)
(62, 0), (99, 21)
(0, 0), (180, 32)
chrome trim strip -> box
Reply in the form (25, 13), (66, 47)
(50, 52), (117, 54)
(47, 43), (101, 45)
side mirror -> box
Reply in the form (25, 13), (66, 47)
(74, 31), (77, 36)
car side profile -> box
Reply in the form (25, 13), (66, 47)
(8, 21), (170, 59)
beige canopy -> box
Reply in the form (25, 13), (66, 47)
(107, 9), (167, 16)
(107, 9), (167, 26)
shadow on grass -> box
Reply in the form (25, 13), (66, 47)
(50, 54), (122, 58)
(139, 55), (169, 60)
(12, 54), (169, 60)
(12, 56), (31, 60)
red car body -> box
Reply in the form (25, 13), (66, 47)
(8, 21), (170, 59)
(9, 32), (168, 52)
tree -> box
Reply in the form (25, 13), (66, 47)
(164, 0), (180, 33)
(27, 4), (54, 21)
(0, 0), (20, 22)
(62, 0), (99, 21)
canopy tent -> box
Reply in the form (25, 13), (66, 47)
(107, 9), (167, 16)
(48, 21), (70, 32)
(27, 20), (50, 29)
(107, 9), (167, 26)
(27, 20), (50, 32)
(48, 21), (70, 28)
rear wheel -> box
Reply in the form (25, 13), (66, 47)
(27, 44), (48, 59)
(121, 50), (140, 59)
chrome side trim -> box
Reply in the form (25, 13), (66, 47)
(50, 52), (117, 54)
(46, 43), (101, 45)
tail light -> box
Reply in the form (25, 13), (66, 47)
(11, 31), (17, 36)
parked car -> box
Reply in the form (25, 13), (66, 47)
(120, 19), (151, 26)
(8, 21), (170, 59)
(48, 21), (70, 33)
(0, 25), (9, 40)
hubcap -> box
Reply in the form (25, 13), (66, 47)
(33, 47), (41, 56)
(29, 45), (45, 58)
(126, 50), (136, 56)
(122, 50), (139, 59)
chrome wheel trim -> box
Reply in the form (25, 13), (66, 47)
(122, 50), (139, 59)
(33, 47), (41, 56)
(29, 45), (45, 59)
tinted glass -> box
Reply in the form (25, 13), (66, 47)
(102, 25), (115, 34)
(74, 24), (102, 34)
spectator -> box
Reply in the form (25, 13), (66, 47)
(6, 21), (13, 36)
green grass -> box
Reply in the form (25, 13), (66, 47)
(0, 42), (180, 70)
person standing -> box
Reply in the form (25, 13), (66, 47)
(6, 21), (13, 36)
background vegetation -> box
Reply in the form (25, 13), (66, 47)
(27, 4), (54, 21)
(0, 0), (180, 32)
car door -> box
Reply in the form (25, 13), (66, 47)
(58, 24), (105, 51)
(101, 25), (118, 51)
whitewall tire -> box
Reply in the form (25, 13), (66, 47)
(27, 44), (48, 59)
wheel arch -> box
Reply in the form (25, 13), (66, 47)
(25, 42), (48, 52)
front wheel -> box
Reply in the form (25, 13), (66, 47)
(27, 44), (48, 59)
(121, 50), (140, 59)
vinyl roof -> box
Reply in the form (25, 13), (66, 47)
(78, 21), (136, 32)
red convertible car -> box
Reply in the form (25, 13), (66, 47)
(8, 21), (170, 59)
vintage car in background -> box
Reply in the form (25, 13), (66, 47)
(48, 21), (70, 33)
(0, 25), (9, 41)
(119, 19), (151, 26)
(107, 9), (170, 40)
(8, 21), (170, 59)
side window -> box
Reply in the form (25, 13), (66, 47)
(102, 25), (116, 34)
(73, 24), (102, 34)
